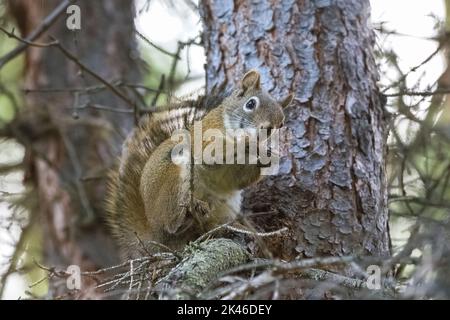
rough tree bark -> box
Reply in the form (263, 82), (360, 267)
(200, 0), (390, 265)
(7, 0), (141, 297)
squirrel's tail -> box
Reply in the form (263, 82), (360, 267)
(105, 93), (225, 257)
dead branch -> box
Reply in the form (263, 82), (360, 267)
(0, 0), (74, 69)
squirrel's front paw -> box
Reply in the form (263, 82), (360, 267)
(192, 198), (211, 217)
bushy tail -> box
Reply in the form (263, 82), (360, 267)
(105, 93), (226, 257)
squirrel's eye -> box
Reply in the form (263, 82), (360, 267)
(243, 97), (259, 113)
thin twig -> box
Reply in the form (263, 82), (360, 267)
(0, 0), (75, 69)
(134, 28), (179, 59)
(0, 26), (137, 109)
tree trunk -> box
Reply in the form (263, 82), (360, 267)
(200, 0), (390, 266)
(8, 0), (141, 298)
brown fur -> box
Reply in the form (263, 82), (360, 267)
(105, 70), (294, 259)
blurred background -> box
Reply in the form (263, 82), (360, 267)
(1, 0), (450, 299)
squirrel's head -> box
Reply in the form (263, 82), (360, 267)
(223, 70), (294, 134)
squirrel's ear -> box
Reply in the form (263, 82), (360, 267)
(241, 70), (261, 92)
(279, 92), (295, 108)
